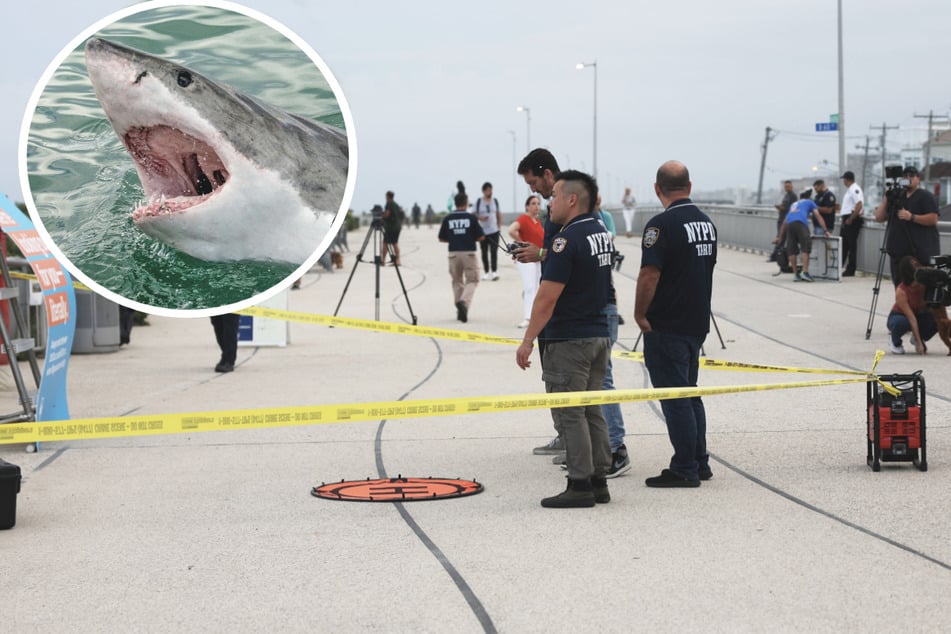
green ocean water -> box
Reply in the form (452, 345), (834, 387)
(26, 5), (346, 311)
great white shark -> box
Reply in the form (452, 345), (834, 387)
(83, 37), (348, 264)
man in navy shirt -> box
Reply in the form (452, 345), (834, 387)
(635, 161), (717, 487)
(438, 192), (484, 322)
(516, 170), (613, 508)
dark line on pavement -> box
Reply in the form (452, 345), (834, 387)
(710, 452), (950, 572)
(33, 446), (68, 472)
(373, 334), (497, 634)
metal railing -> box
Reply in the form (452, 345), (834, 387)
(503, 205), (951, 280)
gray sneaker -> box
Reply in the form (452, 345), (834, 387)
(533, 436), (564, 455)
(606, 445), (631, 479)
(552, 452), (567, 465)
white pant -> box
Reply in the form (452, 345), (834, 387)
(622, 207), (636, 234)
(516, 261), (541, 319)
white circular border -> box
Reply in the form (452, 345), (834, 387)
(18, 0), (357, 319)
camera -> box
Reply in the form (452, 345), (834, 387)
(505, 241), (530, 255)
(612, 251), (625, 272)
(369, 204), (384, 228)
(883, 165), (910, 215)
(914, 255), (951, 307)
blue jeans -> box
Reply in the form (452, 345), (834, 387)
(643, 331), (708, 480)
(601, 303), (625, 452)
(887, 311), (937, 346)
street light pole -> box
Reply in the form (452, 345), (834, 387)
(836, 0), (845, 177)
(508, 130), (516, 212)
(576, 61), (598, 178)
(516, 106), (531, 153)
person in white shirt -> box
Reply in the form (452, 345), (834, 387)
(621, 186), (636, 237)
(838, 170), (864, 276)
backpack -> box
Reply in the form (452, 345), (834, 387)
(475, 198), (500, 215)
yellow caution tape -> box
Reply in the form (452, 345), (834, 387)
(237, 305), (520, 345)
(0, 375), (875, 445)
(4, 272), (901, 431)
(4, 271), (898, 381)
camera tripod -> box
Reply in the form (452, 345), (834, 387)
(865, 221), (892, 340)
(334, 221), (417, 324)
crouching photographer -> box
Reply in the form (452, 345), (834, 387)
(886, 255), (939, 355)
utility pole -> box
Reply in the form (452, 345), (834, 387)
(756, 126), (776, 204)
(836, 0), (846, 180)
(872, 122), (898, 195)
(860, 136), (871, 192)
(914, 110), (950, 182)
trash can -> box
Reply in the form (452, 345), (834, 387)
(72, 289), (120, 354)
(0, 458), (21, 529)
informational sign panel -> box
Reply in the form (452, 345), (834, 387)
(0, 193), (75, 421)
(238, 290), (288, 347)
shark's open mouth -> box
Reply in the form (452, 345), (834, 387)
(124, 125), (229, 221)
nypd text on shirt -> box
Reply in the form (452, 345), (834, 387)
(586, 231), (615, 267)
(684, 220), (716, 256)
(448, 217), (473, 234)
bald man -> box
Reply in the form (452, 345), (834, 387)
(635, 161), (717, 487)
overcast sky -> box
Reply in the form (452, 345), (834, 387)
(4, 0), (950, 215)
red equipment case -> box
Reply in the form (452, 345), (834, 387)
(867, 373), (927, 472)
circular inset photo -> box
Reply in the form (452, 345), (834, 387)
(20, 0), (355, 315)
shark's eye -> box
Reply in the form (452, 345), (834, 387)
(177, 71), (193, 88)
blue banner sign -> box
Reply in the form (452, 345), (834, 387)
(0, 193), (75, 422)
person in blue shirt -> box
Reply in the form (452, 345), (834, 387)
(774, 189), (830, 282)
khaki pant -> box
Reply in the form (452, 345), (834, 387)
(542, 337), (612, 479)
(448, 251), (480, 308)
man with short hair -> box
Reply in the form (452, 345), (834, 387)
(438, 192), (485, 322)
(775, 190), (831, 282)
(770, 180), (797, 266)
(381, 190), (404, 266)
(839, 171), (864, 276)
(635, 161), (717, 487)
(516, 170), (613, 508)
(475, 182), (503, 280)
(874, 165), (940, 287)
(813, 179), (837, 237)
(514, 149), (565, 458)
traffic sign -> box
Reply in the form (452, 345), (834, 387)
(816, 122), (839, 132)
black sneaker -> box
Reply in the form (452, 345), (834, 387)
(455, 301), (468, 323)
(606, 445), (631, 479)
(214, 362), (234, 373)
(645, 469), (700, 488)
(699, 467), (713, 481)
(591, 476), (610, 504)
(541, 478), (595, 508)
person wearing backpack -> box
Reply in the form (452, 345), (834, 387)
(475, 182), (503, 280)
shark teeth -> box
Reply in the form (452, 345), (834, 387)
(131, 191), (216, 222)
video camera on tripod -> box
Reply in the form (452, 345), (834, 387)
(369, 204), (385, 228)
(882, 165), (910, 217)
(914, 255), (951, 308)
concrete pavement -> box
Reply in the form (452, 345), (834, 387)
(1, 224), (950, 632)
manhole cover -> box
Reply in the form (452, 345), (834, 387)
(311, 475), (483, 502)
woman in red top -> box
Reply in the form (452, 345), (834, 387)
(508, 195), (544, 328)
(886, 255), (937, 354)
